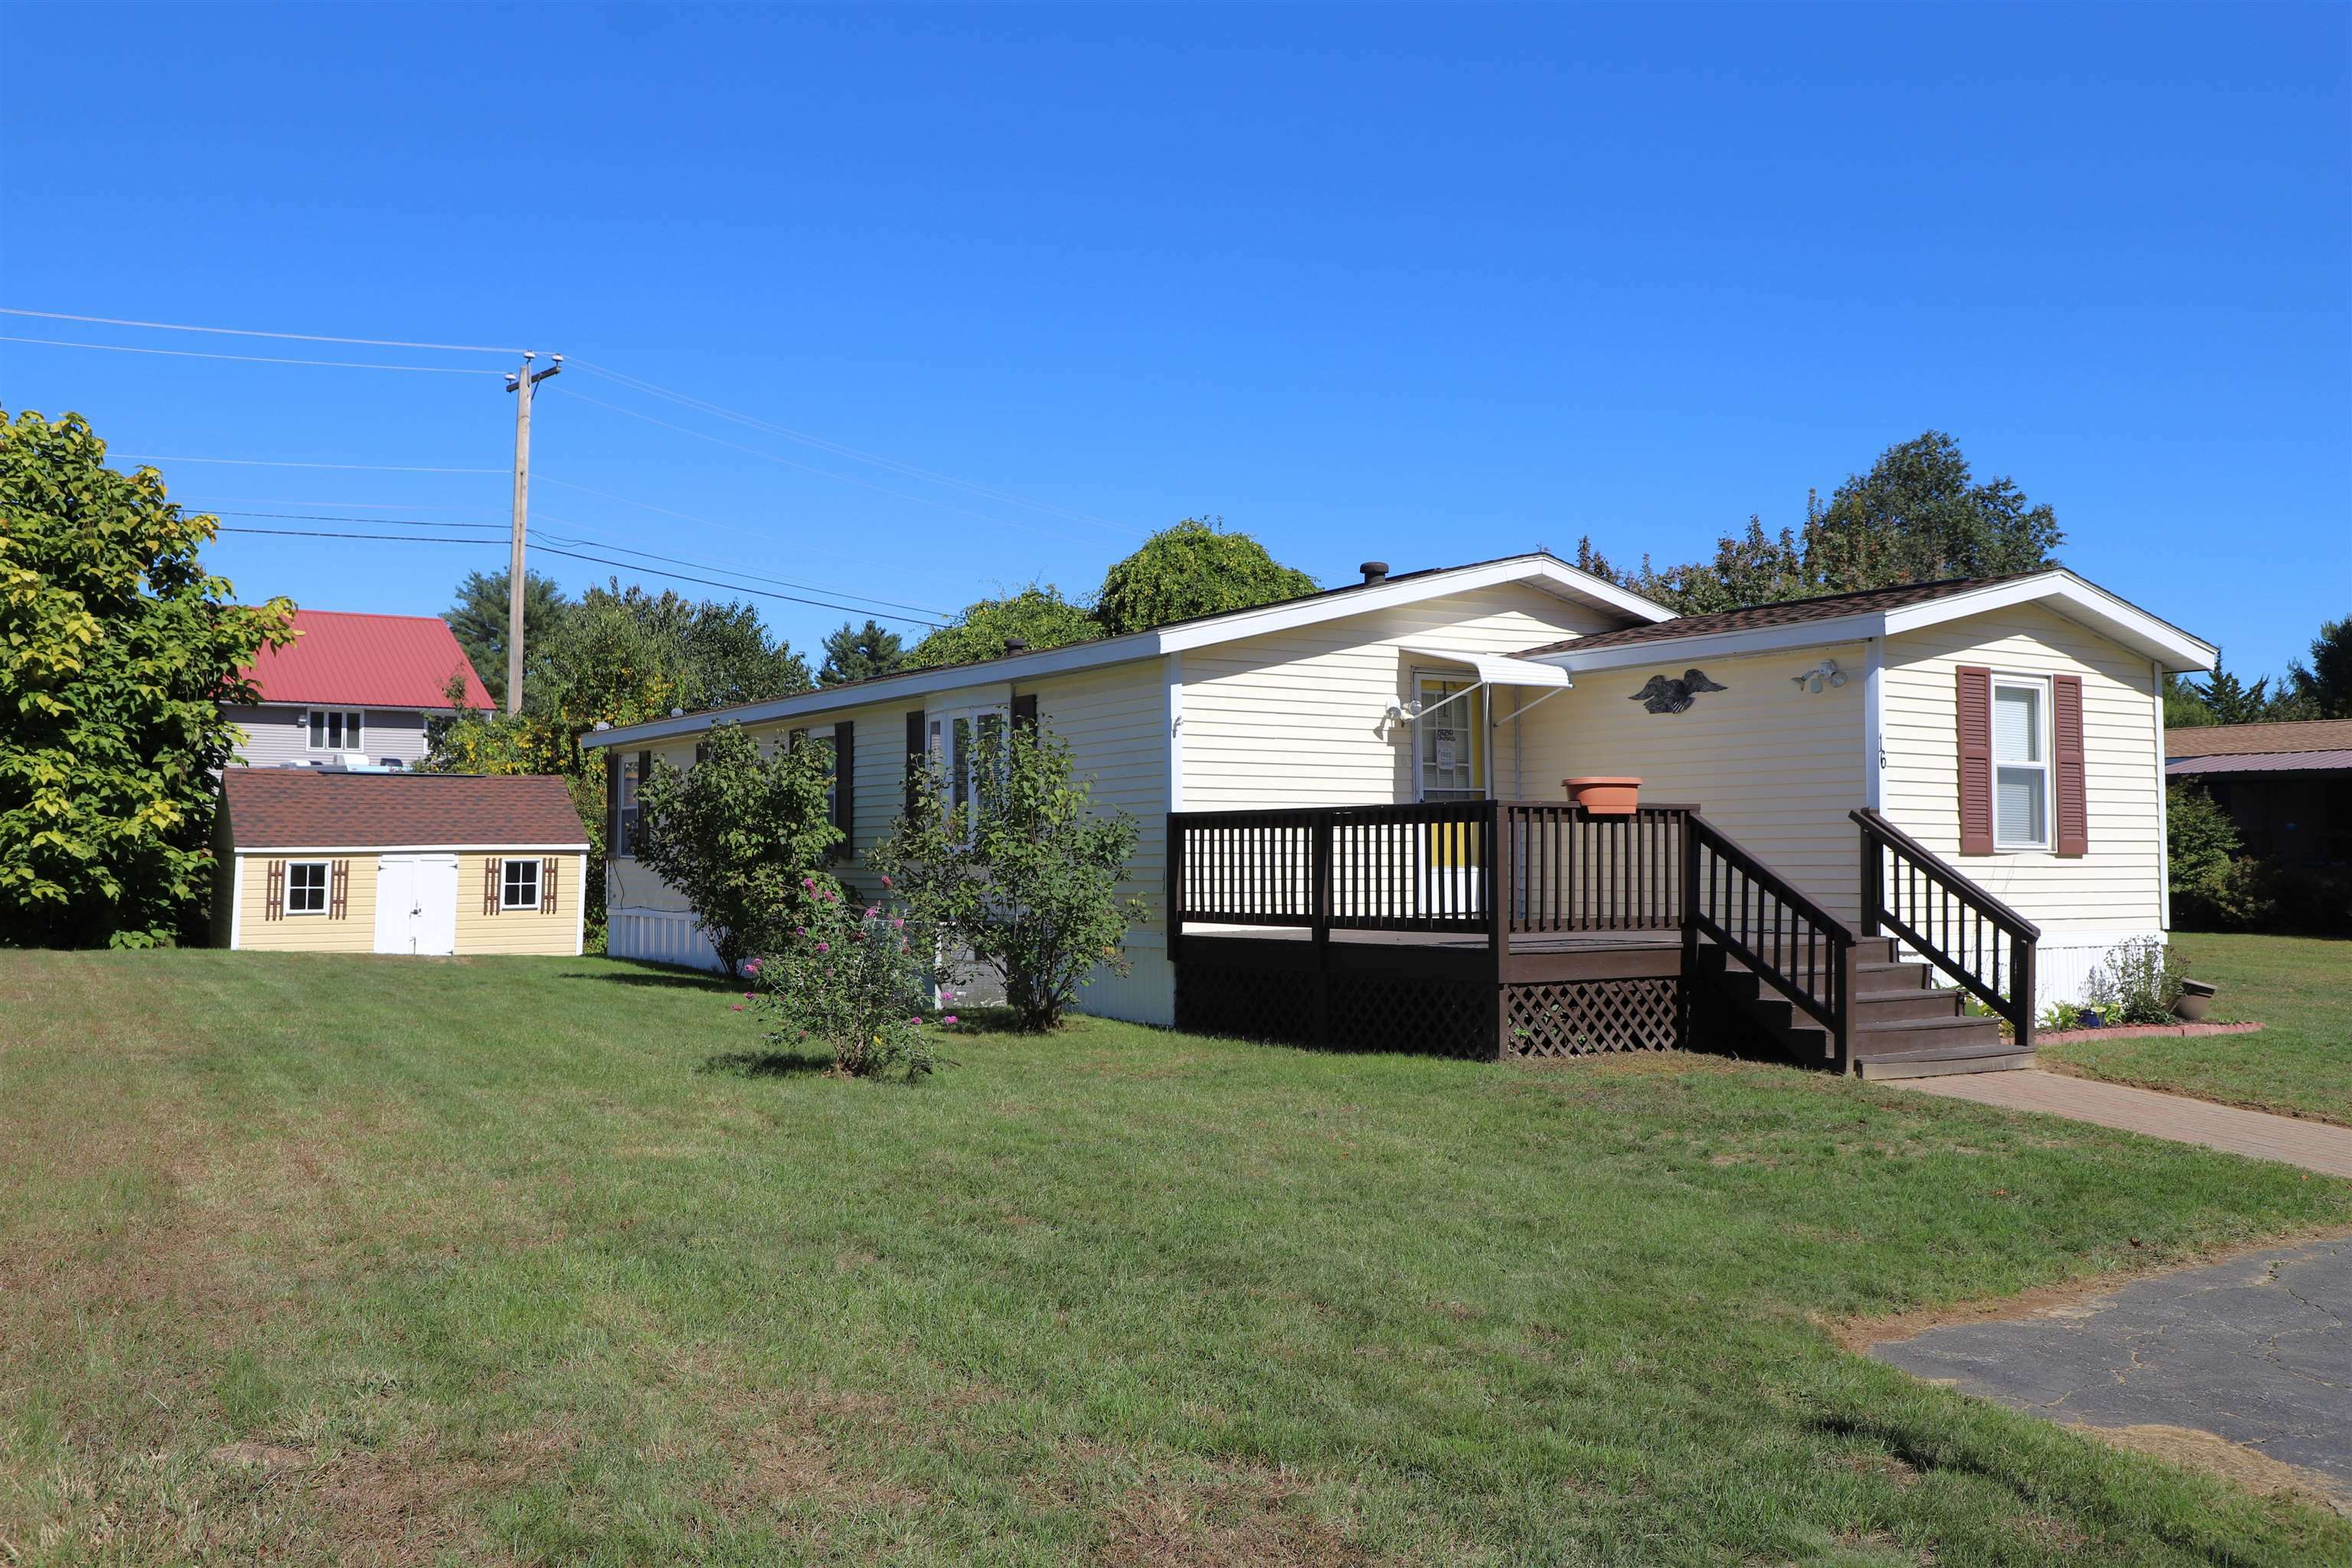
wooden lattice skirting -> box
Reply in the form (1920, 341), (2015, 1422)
(1174, 965), (1688, 1060)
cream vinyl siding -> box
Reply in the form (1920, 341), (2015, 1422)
(1882, 604), (2162, 933)
(231, 853), (380, 952)
(1517, 642), (1870, 924)
(1023, 662), (1169, 935)
(455, 853), (586, 956)
(1179, 585), (1623, 809)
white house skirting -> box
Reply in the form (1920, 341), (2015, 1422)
(1890, 925), (2167, 1018)
(609, 907), (724, 972)
(1073, 944), (1174, 1028)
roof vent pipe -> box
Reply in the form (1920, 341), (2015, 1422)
(1004, 637), (1030, 655)
(1360, 561), (1389, 586)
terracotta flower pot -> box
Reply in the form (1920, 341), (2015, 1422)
(1564, 776), (1642, 815)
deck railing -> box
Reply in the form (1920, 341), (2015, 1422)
(1853, 807), (2040, 1050)
(1503, 802), (1690, 933)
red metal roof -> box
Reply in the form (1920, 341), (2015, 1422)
(240, 610), (492, 710)
(220, 769), (587, 849)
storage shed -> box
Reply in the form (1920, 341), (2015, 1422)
(213, 769), (587, 956)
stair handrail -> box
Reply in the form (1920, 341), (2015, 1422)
(1683, 810), (1860, 1062)
(1851, 807), (2040, 1050)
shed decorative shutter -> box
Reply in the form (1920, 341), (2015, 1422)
(329, 860), (350, 920)
(483, 856), (502, 916)
(831, 720), (855, 846)
(904, 710), (926, 818)
(1011, 693), (1038, 734)
(2053, 675), (2088, 857)
(1955, 665), (1994, 856)
(264, 859), (286, 920)
(541, 857), (560, 914)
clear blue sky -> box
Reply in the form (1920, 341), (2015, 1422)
(5, 3), (2345, 681)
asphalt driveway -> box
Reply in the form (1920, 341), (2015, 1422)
(1871, 1238), (2350, 1508)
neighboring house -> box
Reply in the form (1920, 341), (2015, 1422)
(228, 609), (493, 769)
(2166, 718), (2352, 870)
(583, 554), (2213, 1076)
(212, 769), (587, 956)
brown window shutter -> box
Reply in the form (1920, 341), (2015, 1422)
(2053, 674), (2089, 856)
(1956, 665), (1994, 855)
(1011, 693), (1038, 733)
(484, 856), (501, 916)
(541, 857), (559, 914)
(329, 860), (349, 920)
(605, 751), (621, 849)
(831, 720), (855, 847)
(265, 859), (285, 920)
(904, 709), (926, 818)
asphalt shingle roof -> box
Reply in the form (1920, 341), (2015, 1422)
(221, 769), (586, 849)
(1514, 574), (2041, 658)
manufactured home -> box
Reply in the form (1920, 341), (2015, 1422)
(214, 769), (587, 956)
(585, 556), (2213, 1077)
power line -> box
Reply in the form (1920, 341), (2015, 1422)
(554, 385), (1108, 545)
(214, 524), (945, 627)
(0, 335), (507, 375)
(208, 510), (509, 530)
(573, 358), (1136, 536)
(532, 519), (949, 617)
(0, 307), (527, 354)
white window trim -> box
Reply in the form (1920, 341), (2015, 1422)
(285, 858), (332, 916)
(791, 724), (841, 826)
(501, 857), (541, 911)
(1990, 673), (2053, 854)
(1410, 668), (1491, 803)
(926, 704), (1008, 838)
(305, 709), (364, 753)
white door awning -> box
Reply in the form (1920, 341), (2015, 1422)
(1400, 647), (1573, 688)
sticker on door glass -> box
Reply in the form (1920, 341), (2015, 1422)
(1434, 732), (1457, 772)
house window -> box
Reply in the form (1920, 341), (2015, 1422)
(501, 858), (541, 911)
(1413, 674), (1486, 802)
(1992, 678), (2050, 850)
(307, 710), (363, 752)
(286, 860), (330, 915)
(792, 727), (840, 825)
(616, 756), (640, 856)
(926, 707), (1005, 828)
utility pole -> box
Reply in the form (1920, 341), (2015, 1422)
(504, 351), (563, 714)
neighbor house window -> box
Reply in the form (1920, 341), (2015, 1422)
(501, 858), (541, 911)
(307, 710), (363, 752)
(286, 860), (331, 915)
(1992, 678), (2050, 850)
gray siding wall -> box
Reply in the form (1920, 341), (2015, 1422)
(226, 704), (436, 769)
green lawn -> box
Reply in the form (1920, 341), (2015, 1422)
(4, 952), (2348, 1566)
(2039, 933), (2352, 1125)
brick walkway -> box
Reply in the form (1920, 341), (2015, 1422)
(1903, 1069), (2352, 1180)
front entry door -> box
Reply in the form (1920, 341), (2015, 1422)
(374, 854), (459, 955)
(1413, 675), (1486, 911)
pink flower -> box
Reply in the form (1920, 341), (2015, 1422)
(730, 1003), (744, 1011)
(939, 987), (956, 1002)
(890, 917), (903, 929)
(743, 959), (763, 976)
(743, 991), (754, 1001)
(794, 927), (805, 938)
(941, 1014), (959, 1026)
(823, 888), (838, 903)
(864, 906), (879, 919)
(880, 875), (893, 888)
(801, 876), (815, 891)
(815, 941), (829, 953)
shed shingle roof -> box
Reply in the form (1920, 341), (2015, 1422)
(1514, 574), (2041, 657)
(2164, 718), (2352, 760)
(240, 610), (493, 710)
(221, 769), (586, 850)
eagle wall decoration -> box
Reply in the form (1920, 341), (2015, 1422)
(1629, 669), (1727, 714)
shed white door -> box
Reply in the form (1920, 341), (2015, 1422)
(374, 854), (459, 956)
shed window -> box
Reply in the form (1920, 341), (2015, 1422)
(501, 858), (541, 911)
(1992, 679), (2050, 850)
(286, 860), (331, 915)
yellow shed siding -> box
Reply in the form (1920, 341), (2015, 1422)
(1179, 585), (1623, 810)
(1517, 641), (1871, 925)
(1882, 604), (2164, 933)
(452, 853), (586, 956)
(230, 853), (381, 952)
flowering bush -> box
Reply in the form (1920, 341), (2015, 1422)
(748, 871), (946, 1080)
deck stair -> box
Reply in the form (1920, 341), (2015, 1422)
(1689, 937), (2030, 1079)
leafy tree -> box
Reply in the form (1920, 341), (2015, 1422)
(1805, 432), (2063, 590)
(1093, 518), (1318, 635)
(906, 584), (1101, 670)
(818, 618), (906, 686)
(635, 722), (841, 978)
(444, 568), (570, 710)
(2282, 616), (2351, 720)
(566, 581), (811, 710)
(0, 410), (295, 947)
(2161, 673), (2215, 730)
(877, 718), (1144, 1031)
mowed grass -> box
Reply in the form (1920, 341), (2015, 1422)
(2039, 933), (2352, 1125)
(3, 952), (2348, 1566)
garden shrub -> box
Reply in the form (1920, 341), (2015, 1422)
(2083, 936), (2184, 1026)
(749, 872), (947, 1081)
